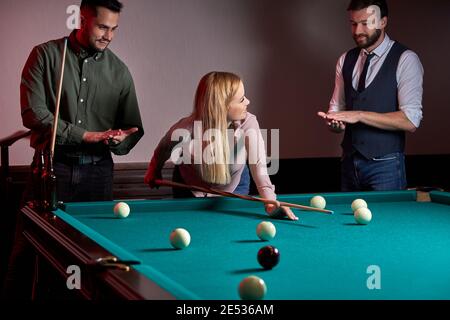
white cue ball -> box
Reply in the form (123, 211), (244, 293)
(114, 202), (130, 218)
(170, 228), (191, 249)
(256, 221), (276, 241)
(351, 199), (368, 212)
(310, 195), (326, 209)
(354, 207), (372, 225)
(238, 276), (267, 300)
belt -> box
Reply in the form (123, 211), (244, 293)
(54, 152), (109, 165)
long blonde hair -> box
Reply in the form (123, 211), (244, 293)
(192, 72), (241, 185)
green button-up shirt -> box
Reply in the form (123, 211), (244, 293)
(21, 31), (144, 156)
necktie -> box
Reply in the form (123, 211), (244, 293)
(357, 53), (375, 93)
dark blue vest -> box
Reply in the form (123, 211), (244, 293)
(341, 42), (408, 159)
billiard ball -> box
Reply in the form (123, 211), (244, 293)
(351, 199), (368, 212)
(257, 245), (280, 269)
(256, 221), (276, 241)
(170, 228), (191, 249)
(114, 202), (130, 218)
(310, 195), (326, 209)
(354, 207), (372, 224)
(238, 275), (267, 300)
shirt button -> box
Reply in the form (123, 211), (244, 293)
(80, 99), (84, 103)
(82, 78), (87, 82)
(84, 59), (88, 63)
(78, 120), (82, 124)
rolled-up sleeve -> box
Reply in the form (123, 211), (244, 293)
(329, 53), (347, 113)
(397, 50), (424, 128)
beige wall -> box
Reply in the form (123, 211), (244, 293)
(1, 0), (449, 165)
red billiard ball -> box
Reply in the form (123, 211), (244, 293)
(257, 245), (280, 269)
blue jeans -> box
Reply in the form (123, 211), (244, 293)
(341, 152), (407, 192)
(233, 164), (250, 195)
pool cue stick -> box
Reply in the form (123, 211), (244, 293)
(42, 38), (67, 211)
(155, 179), (333, 214)
(157, 179), (280, 206)
(50, 38), (68, 157)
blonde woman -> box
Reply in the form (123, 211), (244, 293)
(145, 72), (297, 220)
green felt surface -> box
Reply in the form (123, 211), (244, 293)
(59, 191), (450, 300)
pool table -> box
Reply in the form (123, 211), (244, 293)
(21, 190), (450, 300)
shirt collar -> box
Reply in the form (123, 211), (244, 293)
(228, 120), (242, 130)
(68, 30), (104, 61)
(362, 33), (391, 58)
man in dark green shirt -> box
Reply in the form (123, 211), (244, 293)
(4, 0), (143, 299)
(20, 0), (143, 202)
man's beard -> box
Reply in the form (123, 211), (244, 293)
(354, 29), (382, 49)
(89, 39), (110, 53)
